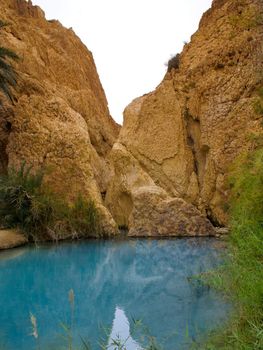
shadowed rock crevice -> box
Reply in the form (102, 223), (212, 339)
(184, 109), (210, 190)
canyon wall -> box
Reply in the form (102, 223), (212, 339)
(0, 0), (120, 235)
(106, 0), (263, 235)
(1, 0), (262, 238)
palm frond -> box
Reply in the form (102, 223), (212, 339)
(0, 57), (13, 72)
(0, 47), (19, 60)
(0, 66), (17, 84)
(0, 20), (19, 103)
(0, 79), (14, 102)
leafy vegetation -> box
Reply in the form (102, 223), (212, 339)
(0, 20), (19, 104)
(0, 163), (101, 241)
(198, 140), (263, 350)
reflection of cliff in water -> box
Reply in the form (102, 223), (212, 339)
(0, 239), (230, 350)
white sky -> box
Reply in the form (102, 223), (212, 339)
(32, 0), (213, 124)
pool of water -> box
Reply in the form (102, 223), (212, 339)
(0, 238), (230, 350)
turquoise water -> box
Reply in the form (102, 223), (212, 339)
(0, 238), (230, 349)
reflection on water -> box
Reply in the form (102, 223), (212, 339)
(108, 307), (142, 350)
(0, 247), (27, 262)
(0, 238), (230, 349)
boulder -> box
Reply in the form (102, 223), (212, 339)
(0, 229), (28, 249)
(129, 187), (216, 237)
(106, 144), (215, 236)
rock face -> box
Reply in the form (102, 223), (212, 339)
(106, 0), (263, 235)
(0, 0), (120, 235)
(128, 187), (215, 237)
(0, 0), (262, 239)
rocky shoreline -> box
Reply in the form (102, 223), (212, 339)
(0, 229), (28, 249)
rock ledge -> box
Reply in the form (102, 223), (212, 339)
(0, 229), (28, 249)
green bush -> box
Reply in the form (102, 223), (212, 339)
(200, 144), (263, 349)
(0, 163), (101, 241)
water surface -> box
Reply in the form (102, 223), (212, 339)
(0, 238), (230, 349)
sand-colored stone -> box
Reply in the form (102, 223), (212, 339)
(0, 229), (28, 249)
(0, 0), (120, 236)
(107, 0), (263, 234)
(105, 144), (215, 236)
(105, 143), (157, 227)
(1, 0), (262, 238)
(128, 186), (216, 237)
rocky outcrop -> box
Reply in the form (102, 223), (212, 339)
(128, 187), (215, 237)
(0, 229), (28, 249)
(106, 0), (263, 235)
(105, 143), (215, 237)
(0, 0), (120, 236)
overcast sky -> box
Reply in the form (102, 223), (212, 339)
(32, 0), (213, 124)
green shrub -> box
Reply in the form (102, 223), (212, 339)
(0, 163), (101, 241)
(200, 144), (263, 349)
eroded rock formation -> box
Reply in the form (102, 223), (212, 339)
(1, 0), (262, 238)
(0, 0), (120, 235)
(106, 0), (263, 235)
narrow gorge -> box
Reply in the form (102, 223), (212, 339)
(0, 0), (262, 240)
(0, 1), (262, 349)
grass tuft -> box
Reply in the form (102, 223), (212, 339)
(0, 162), (101, 241)
(199, 143), (263, 349)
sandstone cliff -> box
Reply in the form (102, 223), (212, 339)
(106, 0), (263, 235)
(1, 0), (262, 239)
(0, 0), (120, 235)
